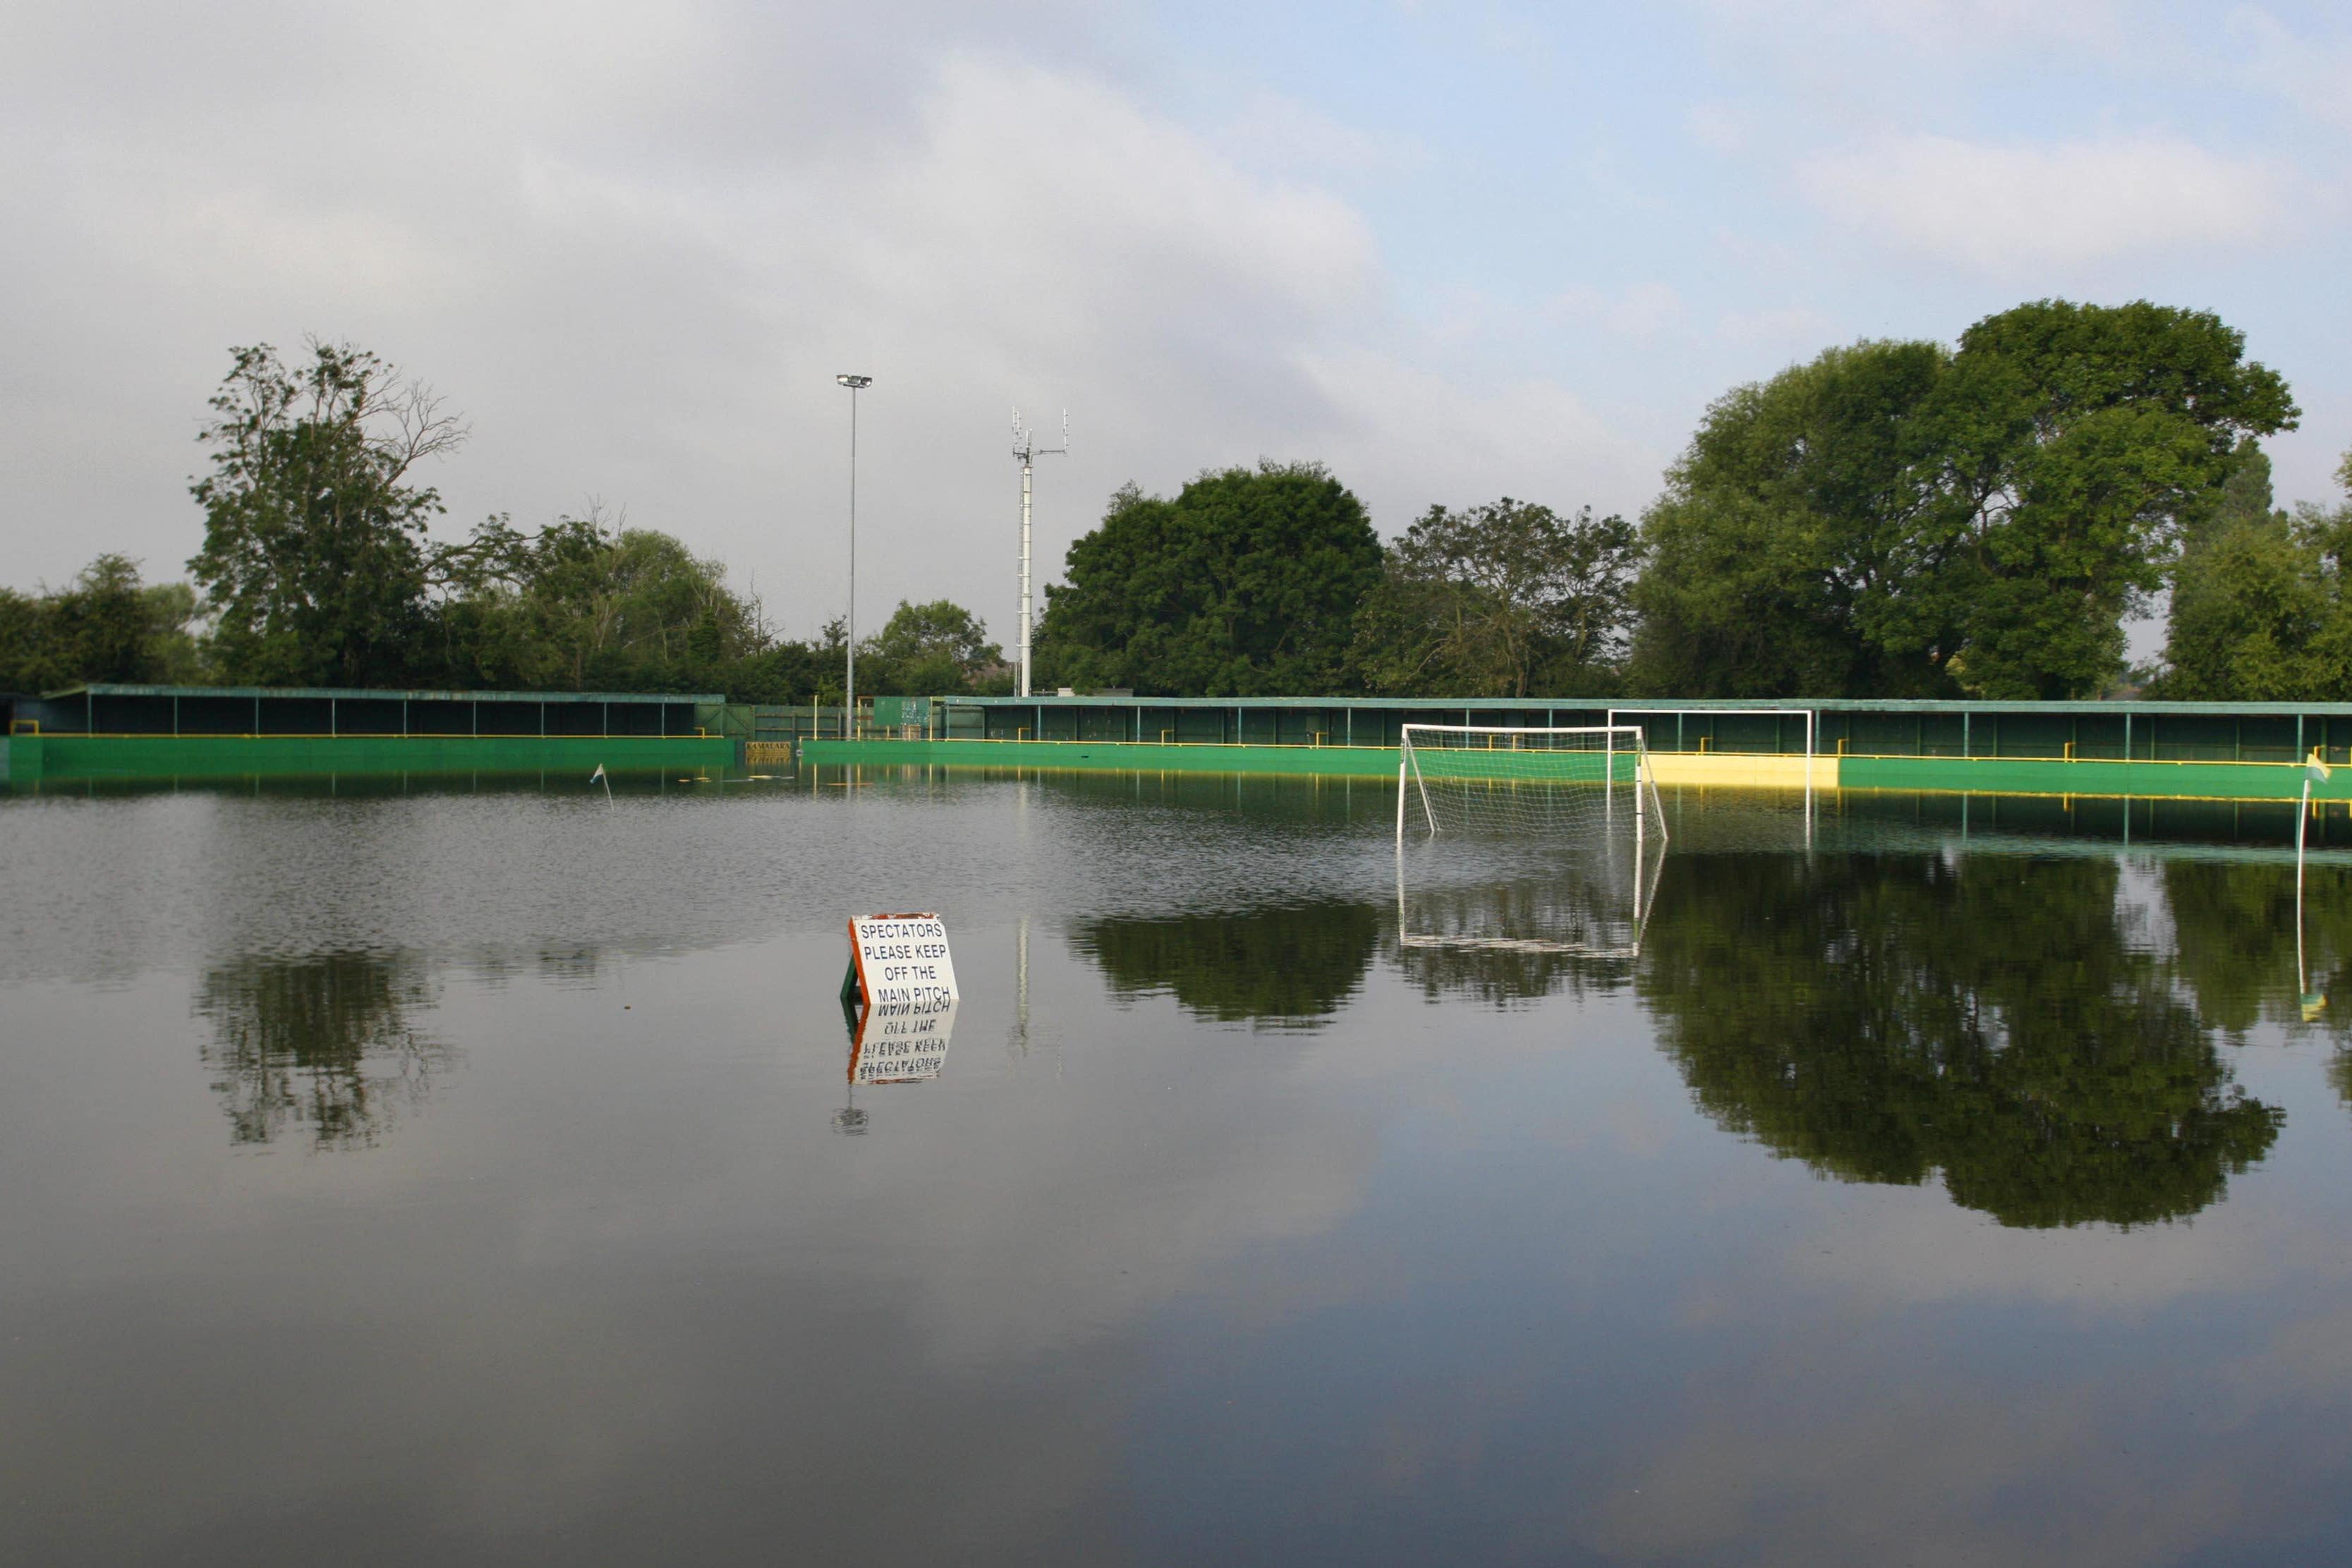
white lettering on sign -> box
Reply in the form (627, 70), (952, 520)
(847, 913), (959, 1011)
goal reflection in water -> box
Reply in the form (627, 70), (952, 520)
(1395, 836), (1666, 963)
(1065, 843), (2293, 1228)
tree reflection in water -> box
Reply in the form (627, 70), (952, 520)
(195, 952), (451, 1150)
(1070, 901), (1381, 1027)
(2150, 858), (2352, 1122)
(2160, 860), (2352, 1040)
(1067, 845), (2299, 1218)
(1639, 853), (2283, 1229)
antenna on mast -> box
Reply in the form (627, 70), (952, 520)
(1012, 404), (1070, 700)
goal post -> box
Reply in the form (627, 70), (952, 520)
(1396, 724), (1667, 847)
(1607, 706), (1817, 841)
(1394, 724), (1668, 957)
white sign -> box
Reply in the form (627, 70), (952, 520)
(848, 997), (958, 1084)
(844, 913), (959, 1013)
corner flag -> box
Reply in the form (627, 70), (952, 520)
(2308, 749), (2332, 785)
(590, 763), (607, 783)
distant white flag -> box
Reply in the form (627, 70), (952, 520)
(590, 763), (607, 783)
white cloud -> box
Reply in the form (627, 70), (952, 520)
(1716, 304), (1836, 349)
(2231, 6), (2352, 133)
(1547, 280), (1692, 341)
(1697, 0), (2129, 53)
(1796, 133), (2287, 274)
(1295, 349), (1662, 520)
(1217, 90), (1430, 178)
(0, 6), (1668, 629)
(1686, 102), (1748, 154)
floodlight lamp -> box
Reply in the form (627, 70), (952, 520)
(836, 374), (873, 389)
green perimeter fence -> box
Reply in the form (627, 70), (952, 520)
(914, 695), (2352, 765)
(18, 688), (2352, 801)
(793, 695), (2352, 806)
(3, 683), (734, 784)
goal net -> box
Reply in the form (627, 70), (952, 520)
(1398, 725), (1666, 841)
(1395, 725), (1668, 956)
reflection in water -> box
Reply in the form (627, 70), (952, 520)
(1639, 853), (2284, 1228)
(1040, 767), (1382, 827)
(1014, 916), (1029, 1055)
(23, 777), (2352, 1562)
(1397, 844), (1661, 953)
(195, 952), (452, 1150)
(1391, 838), (1664, 1007)
(832, 992), (870, 1135)
(1070, 901), (1381, 1027)
(835, 990), (959, 1134)
(1387, 914), (1639, 1007)
(2161, 861), (2352, 1040)
(847, 996), (959, 1084)
(1827, 787), (2351, 851)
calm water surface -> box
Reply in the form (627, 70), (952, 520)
(4, 770), (2351, 1565)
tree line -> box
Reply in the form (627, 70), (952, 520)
(6, 300), (2346, 702)
(0, 341), (1010, 701)
(1033, 298), (2328, 700)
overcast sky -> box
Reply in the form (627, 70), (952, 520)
(3, 0), (2346, 648)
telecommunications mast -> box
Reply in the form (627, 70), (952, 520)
(1011, 407), (1068, 699)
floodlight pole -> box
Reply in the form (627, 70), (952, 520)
(1012, 408), (1068, 699)
(837, 374), (873, 738)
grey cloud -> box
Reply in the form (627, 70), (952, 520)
(3, 1), (1659, 644)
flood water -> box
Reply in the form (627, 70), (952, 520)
(4, 770), (2351, 1565)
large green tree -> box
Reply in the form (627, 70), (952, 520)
(190, 341), (463, 686)
(1630, 301), (2298, 699)
(1036, 463), (1383, 695)
(1934, 300), (2298, 696)
(2159, 446), (2352, 699)
(0, 554), (200, 691)
(856, 599), (1009, 695)
(1630, 339), (1953, 697)
(427, 512), (777, 695)
(1352, 499), (1637, 697)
